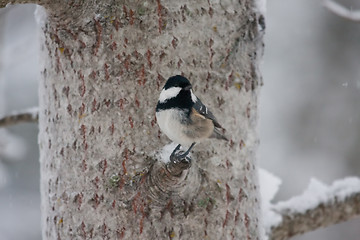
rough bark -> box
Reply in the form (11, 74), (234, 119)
(269, 192), (360, 240)
(4, 0), (264, 239)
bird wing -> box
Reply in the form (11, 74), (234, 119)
(192, 97), (223, 129)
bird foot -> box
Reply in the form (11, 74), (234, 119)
(170, 145), (192, 167)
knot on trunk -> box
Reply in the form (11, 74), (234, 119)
(144, 160), (200, 207)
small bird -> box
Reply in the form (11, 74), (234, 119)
(156, 75), (228, 160)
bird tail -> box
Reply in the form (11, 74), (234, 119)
(211, 128), (228, 141)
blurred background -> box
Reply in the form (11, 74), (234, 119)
(0, 1), (359, 239)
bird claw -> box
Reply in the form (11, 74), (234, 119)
(170, 147), (192, 166)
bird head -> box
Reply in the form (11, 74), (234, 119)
(158, 75), (194, 104)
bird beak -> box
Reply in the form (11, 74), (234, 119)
(184, 85), (192, 90)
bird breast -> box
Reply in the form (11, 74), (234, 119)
(156, 108), (214, 147)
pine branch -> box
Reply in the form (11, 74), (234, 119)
(323, 0), (360, 22)
(0, 107), (39, 127)
(268, 178), (360, 240)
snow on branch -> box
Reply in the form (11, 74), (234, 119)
(267, 177), (360, 240)
(323, 0), (360, 22)
(0, 107), (39, 127)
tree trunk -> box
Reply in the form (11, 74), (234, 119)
(36, 1), (265, 239)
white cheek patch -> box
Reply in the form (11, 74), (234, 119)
(190, 90), (197, 103)
(159, 87), (182, 103)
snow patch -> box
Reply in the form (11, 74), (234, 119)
(34, 5), (47, 27)
(260, 170), (360, 236)
(5, 106), (39, 120)
(274, 177), (360, 214)
(28, 106), (39, 119)
(259, 168), (282, 235)
(255, 0), (267, 15)
(260, 168), (282, 203)
(156, 142), (185, 164)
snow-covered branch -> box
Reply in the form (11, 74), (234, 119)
(323, 0), (360, 22)
(267, 177), (360, 240)
(0, 107), (39, 127)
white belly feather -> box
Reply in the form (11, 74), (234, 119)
(156, 109), (194, 147)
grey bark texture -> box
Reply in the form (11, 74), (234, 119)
(5, 0), (265, 239)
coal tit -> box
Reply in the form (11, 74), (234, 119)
(156, 75), (228, 158)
